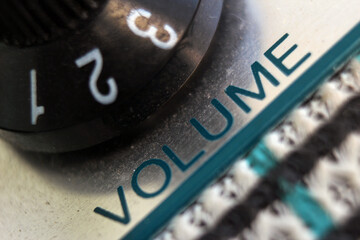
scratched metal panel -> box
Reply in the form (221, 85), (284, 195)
(0, 0), (359, 239)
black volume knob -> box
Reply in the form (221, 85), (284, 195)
(0, 0), (223, 152)
(0, 0), (104, 47)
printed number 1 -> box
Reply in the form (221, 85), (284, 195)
(75, 48), (118, 105)
(30, 69), (45, 125)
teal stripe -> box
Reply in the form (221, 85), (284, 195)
(357, 54), (360, 62)
(247, 142), (334, 237)
(281, 183), (334, 237)
(246, 140), (278, 176)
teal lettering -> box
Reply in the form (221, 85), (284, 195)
(94, 186), (131, 224)
(190, 99), (233, 141)
(225, 61), (279, 113)
(264, 33), (311, 76)
(162, 145), (205, 172)
(132, 159), (171, 198)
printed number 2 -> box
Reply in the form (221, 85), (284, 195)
(127, 9), (178, 50)
(75, 48), (118, 105)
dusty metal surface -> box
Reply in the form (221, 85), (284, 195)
(0, 0), (359, 239)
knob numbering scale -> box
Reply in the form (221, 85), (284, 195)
(0, 0), (223, 152)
